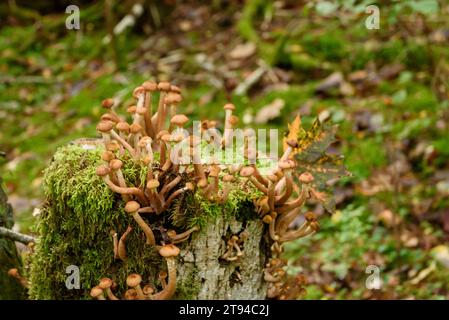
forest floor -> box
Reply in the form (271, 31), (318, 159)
(1, 1), (449, 299)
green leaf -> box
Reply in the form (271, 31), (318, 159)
(408, 0), (439, 15)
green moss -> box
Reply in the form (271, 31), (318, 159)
(29, 144), (261, 299)
(175, 266), (202, 300)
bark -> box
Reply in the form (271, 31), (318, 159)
(178, 215), (267, 299)
(0, 177), (26, 299)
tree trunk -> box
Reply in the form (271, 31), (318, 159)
(178, 215), (267, 299)
(0, 178), (26, 299)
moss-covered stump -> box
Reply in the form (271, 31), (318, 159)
(29, 142), (268, 299)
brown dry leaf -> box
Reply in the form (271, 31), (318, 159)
(229, 42), (256, 60)
(377, 209), (402, 228)
(282, 115), (303, 153)
(400, 232), (419, 248)
(254, 98), (285, 124)
(315, 72), (343, 94)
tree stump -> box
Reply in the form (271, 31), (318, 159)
(28, 142), (269, 299)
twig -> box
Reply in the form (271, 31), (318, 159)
(0, 226), (36, 244)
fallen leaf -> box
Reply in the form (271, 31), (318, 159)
(254, 98), (285, 124)
(229, 42), (256, 60)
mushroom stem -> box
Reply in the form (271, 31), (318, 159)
(101, 176), (148, 205)
(110, 130), (136, 157)
(118, 226), (132, 261)
(132, 212), (155, 245)
(248, 176), (268, 194)
(251, 164), (269, 187)
(268, 182), (276, 213)
(163, 183), (193, 210)
(191, 147), (206, 181)
(125, 201), (156, 246)
(156, 90), (168, 133)
(269, 212), (279, 241)
(278, 225), (315, 242)
(168, 226), (200, 243)
(152, 244), (180, 300)
(158, 271), (167, 290)
(111, 230), (118, 260)
(159, 176), (182, 198)
(152, 257), (177, 300)
(276, 207), (301, 236)
(276, 186), (308, 214)
(275, 173), (293, 205)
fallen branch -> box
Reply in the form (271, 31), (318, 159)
(0, 226), (36, 244)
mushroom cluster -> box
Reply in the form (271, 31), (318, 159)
(90, 244), (180, 300)
(92, 81), (340, 300)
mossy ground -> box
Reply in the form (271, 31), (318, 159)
(28, 144), (261, 299)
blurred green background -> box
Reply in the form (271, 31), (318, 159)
(1, 0), (449, 299)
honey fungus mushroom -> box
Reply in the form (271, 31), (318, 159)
(88, 81), (345, 300)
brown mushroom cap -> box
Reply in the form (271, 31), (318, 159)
(143, 285), (155, 295)
(98, 278), (113, 290)
(127, 105), (137, 114)
(124, 288), (138, 300)
(130, 123), (142, 134)
(101, 114), (117, 123)
(157, 130), (170, 140)
(209, 165), (221, 177)
(136, 107), (147, 115)
(197, 178), (208, 189)
(305, 212), (317, 222)
(101, 151), (115, 162)
(102, 98), (114, 109)
(229, 115), (239, 125)
(298, 172), (314, 183)
(133, 86), (145, 98)
(126, 273), (142, 287)
(138, 136), (152, 147)
(97, 121), (114, 133)
(262, 215), (273, 224)
(124, 201), (140, 213)
(239, 166), (255, 177)
(171, 114), (189, 127)
(116, 121), (130, 132)
(157, 82), (171, 92)
(96, 165), (111, 177)
(170, 85), (181, 93)
(278, 160), (295, 170)
(146, 179), (160, 189)
(160, 133), (173, 144)
(142, 81), (157, 91)
(109, 159), (123, 170)
(223, 174), (235, 183)
(90, 286), (104, 298)
(224, 103), (235, 111)
(106, 141), (120, 152)
(159, 244), (180, 258)
(7, 268), (19, 277)
(167, 230), (177, 238)
(165, 92), (182, 104)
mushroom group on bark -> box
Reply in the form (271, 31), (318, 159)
(90, 81), (346, 300)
